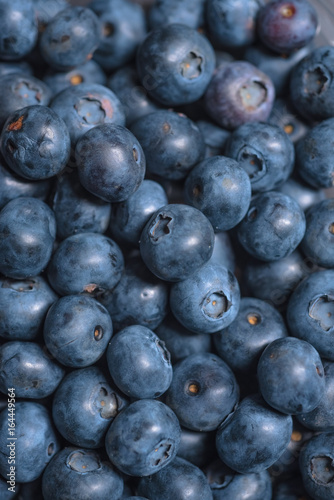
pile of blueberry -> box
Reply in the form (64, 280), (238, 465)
(0, 0), (334, 498)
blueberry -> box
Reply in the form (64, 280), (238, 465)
(196, 120), (231, 158)
(33, 0), (68, 32)
(0, 60), (32, 77)
(0, 197), (56, 279)
(178, 428), (216, 468)
(140, 204), (214, 282)
(43, 295), (113, 368)
(52, 367), (128, 449)
(209, 232), (236, 271)
(301, 199), (334, 268)
(278, 176), (325, 211)
(105, 399), (181, 476)
(268, 97), (309, 143)
(149, 0), (205, 30)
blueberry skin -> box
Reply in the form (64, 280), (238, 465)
(287, 270), (334, 360)
(206, 0), (263, 49)
(290, 46), (334, 122)
(214, 297), (288, 374)
(149, 0), (205, 30)
(278, 176), (325, 212)
(44, 295), (113, 368)
(209, 232), (235, 271)
(130, 110), (205, 180)
(206, 459), (272, 500)
(0, 475), (20, 500)
(0, 276), (57, 341)
(166, 353), (239, 432)
(296, 117), (334, 188)
(0, 0), (38, 61)
(155, 314), (212, 364)
(216, 394), (293, 474)
(33, 0), (68, 31)
(1, 105), (71, 180)
(0, 197), (56, 279)
(52, 367), (128, 449)
(0, 161), (50, 210)
(299, 432), (334, 500)
(40, 7), (100, 71)
(42, 447), (124, 500)
(99, 255), (168, 332)
(297, 361), (334, 431)
(184, 156), (251, 231)
(0, 341), (64, 399)
(136, 24), (215, 106)
(238, 191), (306, 262)
(140, 204), (214, 282)
(178, 428), (216, 468)
(76, 124), (146, 203)
(170, 263), (240, 334)
(43, 60), (107, 97)
(204, 61), (275, 130)
(257, 0), (318, 54)
(50, 83), (125, 145)
(258, 337), (325, 415)
(109, 180), (168, 247)
(301, 199), (334, 268)
(0, 60), (32, 77)
(0, 73), (52, 129)
(268, 98), (309, 143)
(108, 65), (159, 126)
(51, 171), (111, 240)
(244, 251), (311, 310)
(105, 399), (181, 477)
(225, 122), (294, 193)
(90, 0), (146, 72)
(137, 457), (213, 500)
(274, 477), (311, 500)
(47, 232), (124, 297)
(196, 120), (231, 159)
(0, 402), (60, 483)
(107, 325), (173, 399)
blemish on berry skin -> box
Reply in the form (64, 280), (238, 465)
(7, 115), (24, 131)
(84, 283), (98, 294)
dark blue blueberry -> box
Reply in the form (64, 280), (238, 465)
(166, 353), (239, 431)
(206, 0), (263, 49)
(0, 402), (60, 483)
(274, 477), (312, 500)
(178, 428), (216, 468)
(0, 73), (52, 129)
(105, 399), (181, 476)
(40, 7), (100, 71)
(0, 276), (57, 341)
(0, 341), (64, 399)
(237, 191), (306, 261)
(47, 232), (124, 297)
(0, 475), (20, 499)
(107, 325), (172, 399)
(214, 297), (288, 374)
(204, 61), (275, 130)
(296, 117), (334, 188)
(299, 432), (334, 500)
(209, 232), (235, 271)
(109, 180), (168, 247)
(51, 171), (111, 240)
(278, 176), (325, 211)
(33, 0), (68, 32)
(287, 270), (334, 360)
(90, 0), (146, 72)
(44, 295), (113, 368)
(170, 263), (240, 334)
(0, 161), (51, 211)
(108, 65), (160, 127)
(99, 255), (168, 332)
(75, 124), (145, 203)
(184, 155), (251, 231)
(0, 0), (38, 61)
(42, 447), (124, 500)
(243, 251), (312, 310)
(140, 204), (214, 282)
(206, 459), (272, 500)
(155, 314), (212, 364)
(136, 24), (215, 106)
(290, 45), (334, 122)
(43, 60), (107, 97)
(0, 60), (32, 77)
(50, 83), (125, 145)
(216, 394), (293, 473)
(196, 120), (231, 158)
(0, 197), (56, 279)
(297, 361), (334, 431)
(137, 457), (213, 500)
(130, 110), (205, 180)
(1, 105), (71, 180)
(225, 122), (294, 193)
(258, 337), (325, 415)
(268, 98), (309, 143)
(52, 367), (128, 449)
(149, 0), (205, 30)
(257, 0), (318, 54)
(301, 199), (334, 268)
